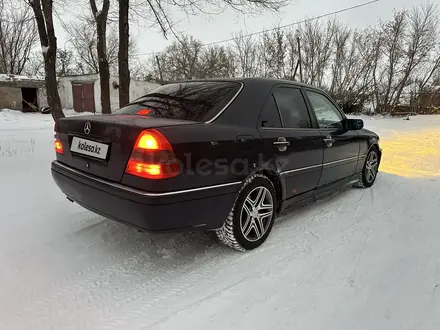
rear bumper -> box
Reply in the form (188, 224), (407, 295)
(51, 161), (240, 232)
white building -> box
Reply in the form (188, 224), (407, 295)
(58, 74), (161, 113)
(0, 74), (48, 112)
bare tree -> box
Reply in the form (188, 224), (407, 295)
(259, 28), (286, 78)
(56, 49), (74, 76)
(119, 0), (130, 107)
(90, 0), (111, 114)
(0, 0), (38, 74)
(392, 3), (438, 107)
(63, 16), (136, 75)
(129, 57), (154, 80)
(64, 18), (99, 74)
(285, 30), (299, 80)
(297, 18), (336, 86)
(417, 53), (440, 93)
(123, 1), (440, 115)
(371, 5), (439, 111)
(232, 31), (260, 77)
(144, 35), (237, 81)
(374, 10), (406, 111)
(23, 51), (45, 76)
(27, 0), (64, 121)
(158, 35), (204, 80)
(328, 23), (376, 112)
(116, 0), (288, 104)
(329, 23), (351, 94)
(129, 0), (288, 39)
(198, 45), (237, 78)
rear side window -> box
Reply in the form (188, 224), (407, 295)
(116, 81), (241, 122)
(259, 95), (282, 128)
(273, 87), (312, 129)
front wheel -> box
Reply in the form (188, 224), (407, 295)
(216, 174), (277, 252)
(353, 147), (379, 188)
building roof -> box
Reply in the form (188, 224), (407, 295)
(0, 74), (45, 89)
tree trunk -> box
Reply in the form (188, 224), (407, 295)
(96, 21), (111, 114)
(118, 0), (130, 108)
(29, 0), (64, 121)
(90, 0), (111, 114)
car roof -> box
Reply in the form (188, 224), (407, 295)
(164, 77), (320, 91)
(135, 77), (326, 127)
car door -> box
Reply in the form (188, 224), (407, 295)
(304, 89), (360, 188)
(257, 85), (324, 200)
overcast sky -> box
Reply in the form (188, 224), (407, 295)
(55, 0), (439, 59)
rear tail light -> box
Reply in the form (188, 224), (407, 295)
(125, 129), (180, 179)
(54, 120), (64, 154)
(54, 139), (64, 154)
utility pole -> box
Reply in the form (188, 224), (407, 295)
(297, 36), (303, 83)
(156, 55), (164, 84)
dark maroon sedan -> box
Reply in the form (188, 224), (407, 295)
(51, 78), (382, 251)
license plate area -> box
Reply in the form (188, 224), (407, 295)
(70, 136), (109, 160)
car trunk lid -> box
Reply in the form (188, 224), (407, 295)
(56, 115), (197, 182)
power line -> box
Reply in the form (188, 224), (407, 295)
(133, 0), (379, 57)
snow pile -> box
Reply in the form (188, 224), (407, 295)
(0, 108), (53, 130)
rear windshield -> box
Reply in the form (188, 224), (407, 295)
(115, 81), (242, 122)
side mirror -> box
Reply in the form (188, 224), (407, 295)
(346, 118), (364, 130)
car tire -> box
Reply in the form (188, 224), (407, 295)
(215, 174), (277, 252)
(353, 147), (379, 188)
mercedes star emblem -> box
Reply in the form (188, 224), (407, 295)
(84, 122), (91, 135)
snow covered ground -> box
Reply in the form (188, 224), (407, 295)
(1, 109), (440, 330)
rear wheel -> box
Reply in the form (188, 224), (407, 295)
(353, 147), (379, 188)
(216, 174), (277, 252)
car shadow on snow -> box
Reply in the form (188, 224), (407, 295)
(70, 217), (223, 261)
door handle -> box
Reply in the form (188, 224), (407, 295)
(274, 137), (290, 152)
(323, 135), (334, 147)
(273, 141), (290, 146)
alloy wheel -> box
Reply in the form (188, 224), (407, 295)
(240, 186), (274, 242)
(365, 150), (378, 183)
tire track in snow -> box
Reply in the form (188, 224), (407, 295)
(141, 250), (309, 330)
(140, 176), (431, 330)
(2, 224), (221, 329)
(98, 190), (364, 329)
(3, 233), (167, 328)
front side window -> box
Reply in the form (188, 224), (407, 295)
(306, 91), (343, 129)
(272, 87), (312, 129)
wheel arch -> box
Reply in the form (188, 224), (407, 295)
(367, 141), (382, 165)
(246, 167), (285, 214)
